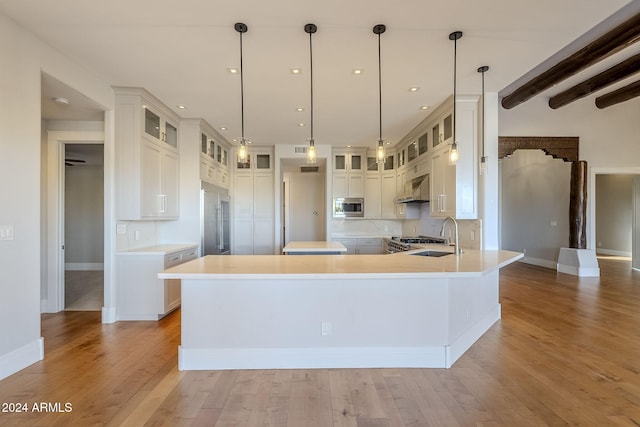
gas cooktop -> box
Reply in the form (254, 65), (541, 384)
(391, 235), (447, 244)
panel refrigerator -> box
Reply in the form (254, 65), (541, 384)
(201, 182), (230, 255)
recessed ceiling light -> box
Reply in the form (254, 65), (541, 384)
(298, 123), (305, 127)
(296, 107), (304, 112)
(220, 127), (227, 131)
(176, 105), (186, 110)
(409, 87), (420, 92)
(53, 97), (70, 105)
(386, 141), (391, 145)
(420, 105), (430, 110)
(232, 138), (238, 142)
(347, 145), (352, 148)
(290, 68), (302, 75)
(352, 69), (364, 75)
(228, 68), (239, 74)
(247, 140), (253, 144)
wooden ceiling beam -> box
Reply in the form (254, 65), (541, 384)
(595, 79), (640, 109)
(548, 53), (640, 109)
(501, 12), (640, 110)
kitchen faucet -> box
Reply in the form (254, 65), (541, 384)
(440, 216), (461, 255)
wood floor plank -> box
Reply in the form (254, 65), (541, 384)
(1, 257), (640, 425)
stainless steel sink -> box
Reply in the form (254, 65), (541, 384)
(410, 250), (453, 257)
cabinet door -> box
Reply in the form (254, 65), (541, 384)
(141, 142), (162, 217)
(254, 173), (274, 218)
(333, 173), (347, 198)
(430, 150), (455, 217)
(233, 218), (254, 254)
(165, 279), (181, 313)
(381, 173), (396, 218)
(253, 217), (274, 254)
(164, 121), (178, 149)
(161, 150), (179, 218)
(234, 173), (254, 217)
(348, 174), (364, 197)
(365, 175), (381, 218)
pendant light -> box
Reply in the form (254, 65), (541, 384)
(305, 23), (317, 164)
(374, 24), (386, 165)
(477, 65), (489, 175)
(449, 31), (462, 165)
(235, 22), (249, 165)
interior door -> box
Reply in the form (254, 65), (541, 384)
(288, 172), (325, 242)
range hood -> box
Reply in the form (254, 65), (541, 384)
(395, 174), (430, 203)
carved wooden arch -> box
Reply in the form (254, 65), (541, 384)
(498, 136), (586, 249)
(498, 136), (579, 162)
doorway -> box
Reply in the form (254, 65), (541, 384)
(64, 144), (104, 310)
(593, 172), (639, 270)
(282, 159), (326, 243)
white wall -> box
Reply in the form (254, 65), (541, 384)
(500, 150), (571, 267)
(499, 94), (640, 261)
(0, 12), (114, 380)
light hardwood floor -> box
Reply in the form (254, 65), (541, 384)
(1, 257), (639, 426)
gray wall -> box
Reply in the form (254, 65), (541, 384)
(500, 149), (571, 267)
(596, 174), (633, 255)
(65, 162), (104, 267)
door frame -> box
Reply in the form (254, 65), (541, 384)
(45, 131), (104, 313)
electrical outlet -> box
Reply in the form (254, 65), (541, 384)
(321, 321), (332, 336)
(117, 224), (127, 235)
(0, 225), (14, 241)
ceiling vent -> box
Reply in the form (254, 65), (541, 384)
(294, 146), (308, 154)
(300, 166), (319, 173)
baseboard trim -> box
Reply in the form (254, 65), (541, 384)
(0, 338), (44, 381)
(446, 304), (501, 368)
(179, 345), (448, 370)
(65, 263), (104, 271)
(596, 248), (632, 257)
(102, 306), (117, 324)
(520, 256), (557, 270)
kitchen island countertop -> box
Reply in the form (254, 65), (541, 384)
(159, 248), (522, 279)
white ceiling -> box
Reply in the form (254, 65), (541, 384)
(2, 0), (637, 149)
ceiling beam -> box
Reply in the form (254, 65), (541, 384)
(595, 79), (640, 109)
(501, 11), (640, 110)
(548, 53), (640, 109)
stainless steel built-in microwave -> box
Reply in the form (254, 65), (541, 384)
(333, 197), (364, 218)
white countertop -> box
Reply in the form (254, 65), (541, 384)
(160, 248), (523, 279)
(283, 241), (347, 253)
(117, 243), (198, 256)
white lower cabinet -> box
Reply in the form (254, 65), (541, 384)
(116, 244), (198, 320)
(336, 238), (383, 254)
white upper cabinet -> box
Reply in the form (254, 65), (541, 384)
(114, 87), (181, 220)
(195, 119), (231, 189)
(332, 149), (366, 198)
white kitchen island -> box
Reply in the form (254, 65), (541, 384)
(159, 248), (522, 370)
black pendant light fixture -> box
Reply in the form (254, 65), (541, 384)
(477, 65), (489, 175)
(449, 30), (462, 165)
(374, 24), (386, 165)
(305, 23), (318, 164)
(235, 22), (249, 165)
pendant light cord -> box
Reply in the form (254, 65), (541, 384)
(239, 30), (245, 142)
(481, 69), (484, 158)
(377, 31), (382, 143)
(309, 29), (314, 143)
(453, 36), (457, 144)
